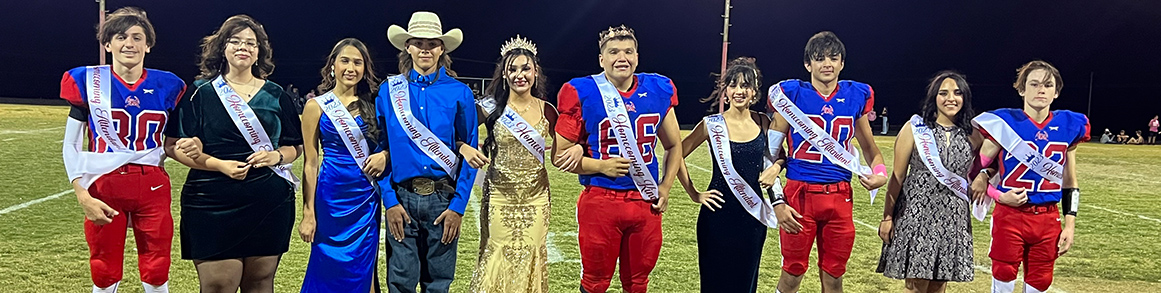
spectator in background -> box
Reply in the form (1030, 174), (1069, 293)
(1148, 115), (1159, 144)
(1117, 130), (1130, 144)
(305, 88), (317, 100)
(287, 84), (304, 114)
(470, 82), (480, 97)
(880, 106), (889, 134)
(1100, 128), (1115, 144)
(1129, 130), (1145, 145)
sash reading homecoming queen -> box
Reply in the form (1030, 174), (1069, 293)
(704, 115), (779, 227)
(387, 75), (459, 179)
(908, 115), (987, 221)
(768, 84), (879, 203)
(593, 73), (659, 201)
(479, 96), (547, 164)
(212, 75), (300, 189)
(315, 92), (378, 188)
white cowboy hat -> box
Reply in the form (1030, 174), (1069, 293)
(387, 11), (463, 53)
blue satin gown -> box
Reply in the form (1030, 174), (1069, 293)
(301, 113), (381, 292)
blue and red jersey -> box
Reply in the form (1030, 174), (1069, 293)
(60, 66), (186, 152)
(556, 73), (678, 191)
(768, 79), (875, 184)
(978, 109), (1090, 204)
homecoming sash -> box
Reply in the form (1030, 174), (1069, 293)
(86, 66), (130, 152)
(315, 92), (378, 187)
(386, 75), (459, 179)
(479, 97), (547, 164)
(971, 112), (1064, 184)
(768, 84), (879, 203)
(593, 73), (660, 201)
(908, 115), (986, 221)
(704, 115), (779, 227)
(212, 75), (300, 189)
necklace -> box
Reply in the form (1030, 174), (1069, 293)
(225, 76), (260, 97)
(510, 96), (534, 113)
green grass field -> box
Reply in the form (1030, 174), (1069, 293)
(1, 103), (1159, 292)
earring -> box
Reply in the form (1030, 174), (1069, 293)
(330, 71), (335, 77)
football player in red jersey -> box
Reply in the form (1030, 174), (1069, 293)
(60, 7), (186, 293)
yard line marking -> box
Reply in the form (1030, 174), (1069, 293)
(1088, 204), (1161, 224)
(2, 138), (15, 142)
(688, 163), (712, 173)
(469, 191), (481, 232)
(0, 189), (71, 215)
(547, 231), (580, 264)
(0, 126), (64, 134)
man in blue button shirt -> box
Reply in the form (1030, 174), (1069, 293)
(377, 12), (477, 293)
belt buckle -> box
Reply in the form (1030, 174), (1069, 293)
(413, 177), (435, 196)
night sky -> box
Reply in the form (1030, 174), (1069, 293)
(3, 0), (1160, 134)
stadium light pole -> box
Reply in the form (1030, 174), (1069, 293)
(98, 0), (106, 65)
(1087, 72), (1093, 117)
(718, 0), (731, 113)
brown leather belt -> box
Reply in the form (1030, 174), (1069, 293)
(399, 177), (454, 196)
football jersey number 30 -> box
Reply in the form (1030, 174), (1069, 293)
(598, 113), (661, 163)
(94, 109), (167, 151)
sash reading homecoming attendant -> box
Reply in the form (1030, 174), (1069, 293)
(554, 25), (684, 293)
(165, 15), (303, 293)
(763, 31), (889, 293)
(970, 60), (1089, 293)
(61, 7), (185, 293)
(675, 57), (779, 293)
(376, 11), (478, 293)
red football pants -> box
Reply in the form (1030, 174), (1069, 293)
(577, 186), (663, 293)
(84, 164), (173, 287)
(989, 203), (1061, 292)
(779, 179), (856, 277)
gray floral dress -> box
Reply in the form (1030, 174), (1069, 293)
(876, 124), (974, 282)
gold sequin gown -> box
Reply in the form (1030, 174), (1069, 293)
(469, 114), (551, 293)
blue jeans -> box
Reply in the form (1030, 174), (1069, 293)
(386, 187), (458, 293)
(880, 116), (889, 134)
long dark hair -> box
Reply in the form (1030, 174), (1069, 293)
(921, 70), (975, 133)
(196, 15), (275, 80)
(316, 38), (381, 141)
(481, 48), (547, 159)
(702, 57), (763, 109)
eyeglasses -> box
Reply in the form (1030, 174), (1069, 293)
(227, 38), (259, 48)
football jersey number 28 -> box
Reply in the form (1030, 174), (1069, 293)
(792, 115), (854, 163)
(598, 113), (661, 163)
(93, 109), (167, 151)
(1001, 142), (1068, 192)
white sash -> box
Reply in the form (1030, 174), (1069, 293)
(971, 112), (1065, 184)
(86, 66), (130, 152)
(386, 75), (459, 179)
(908, 115), (987, 221)
(768, 84), (879, 203)
(315, 92), (378, 187)
(704, 115), (779, 227)
(479, 97), (547, 164)
(592, 73), (660, 201)
(212, 75), (300, 189)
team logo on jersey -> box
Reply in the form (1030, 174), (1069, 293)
(1035, 130), (1049, 141)
(821, 104), (835, 115)
(125, 95), (141, 108)
(638, 92), (647, 98)
(1049, 126), (1059, 131)
(625, 101), (637, 112)
(143, 89), (155, 94)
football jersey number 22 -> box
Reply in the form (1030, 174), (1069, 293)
(1001, 142), (1068, 192)
(598, 113), (660, 163)
(792, 115), (854, 163)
